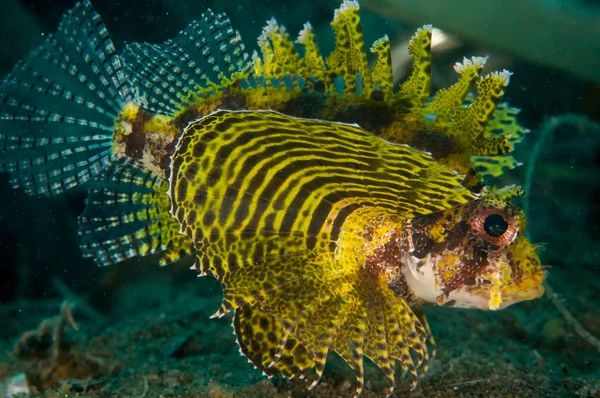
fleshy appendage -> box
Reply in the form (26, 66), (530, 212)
(116, 0), (529, 184)
(168, 110), (476, 395)
(0, 1), (132, 195)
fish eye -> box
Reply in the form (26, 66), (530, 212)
(483, 213), (508, 237)
(471, 208), (518, 247)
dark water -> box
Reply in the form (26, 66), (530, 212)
(0, 0), (598, 397)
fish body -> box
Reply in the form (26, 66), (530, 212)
(0, 1), (545, 396)
(168, 110), (544, 396)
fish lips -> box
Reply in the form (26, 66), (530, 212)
(495, 270), (547, 310)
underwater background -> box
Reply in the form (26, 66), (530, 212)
(0, 0), (598, 397)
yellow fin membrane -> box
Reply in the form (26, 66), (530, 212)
(168, 110), (475, 393)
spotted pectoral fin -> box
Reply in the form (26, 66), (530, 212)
(234, 305), (314, 380)
(79, 159), (193, 267)
(234, 284), (362, 391)
(381, 288), (429, 389)
(331, 302), (367, 397)
(327, 272), (431, 397)
(206, 240), (324, 317)
(412, 306), (436, 360)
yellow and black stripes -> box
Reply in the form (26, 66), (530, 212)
(170, 110), (474, 241)
(168, 110), (474, 393)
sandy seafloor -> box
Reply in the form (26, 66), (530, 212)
(0, 255), (598, 398)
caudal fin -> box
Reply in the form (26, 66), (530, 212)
(0, 1), (132, 195)
(79, 158), (192, 267)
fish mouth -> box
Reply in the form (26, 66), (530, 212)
(497, 270), (546, 309)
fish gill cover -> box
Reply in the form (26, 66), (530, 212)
(0, 0), (559, 396)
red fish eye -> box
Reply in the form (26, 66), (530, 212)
(471, 209), (518, 247)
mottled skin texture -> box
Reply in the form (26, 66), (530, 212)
(366, 187), (546, 312)
(168, 110), (545, 397)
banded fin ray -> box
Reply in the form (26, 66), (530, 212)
(0, 0), (132, 195)
(79, 159), (192, 267)
(233, 305), (315, 380)
(122, 9), (251, 116)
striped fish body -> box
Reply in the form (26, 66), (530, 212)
(0, 0), (527, 268)
(167, 110), (545, 396)
(169, 109), (476, 395)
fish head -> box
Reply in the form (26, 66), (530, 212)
(403, 185), (546, 311)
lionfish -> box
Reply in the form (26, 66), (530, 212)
(0, 1), (546, 396)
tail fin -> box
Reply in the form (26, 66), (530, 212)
(0, 1), (132, 195)
(78, 158), (192, 267)
(122, 9), (251, 116)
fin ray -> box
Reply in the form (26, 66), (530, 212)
(123, 9), (251, 115)
(0, 0), (131, 195)
(79, 159), (193, 266)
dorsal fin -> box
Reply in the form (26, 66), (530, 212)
(122, 9), (251, 116)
